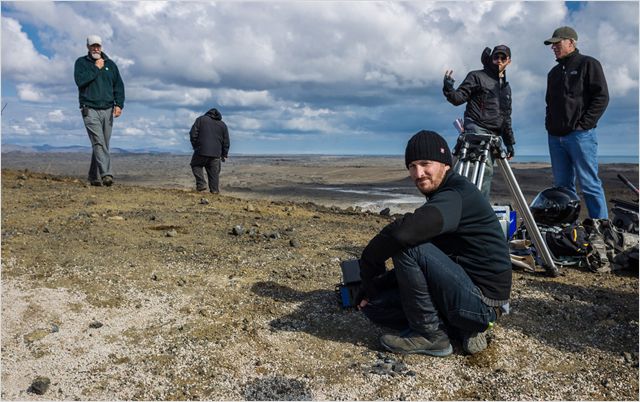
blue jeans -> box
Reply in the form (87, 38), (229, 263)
(363, 243), (496, 336)
(548, 129), (608, 219)
(83, 107), (113, 181)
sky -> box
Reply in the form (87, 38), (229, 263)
(1, 1), (638, 156)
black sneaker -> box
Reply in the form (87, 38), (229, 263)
(380, 329), (452, 357)
(102, 175), (113, 187)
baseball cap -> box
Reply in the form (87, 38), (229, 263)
(492, 45), (511, 58)
(87, 35), (102, 46)
(544, 26), (578, 45)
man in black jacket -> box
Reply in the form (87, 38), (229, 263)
(443, 45), (515, 200)
(189, 108), (230, 193)
(544, 26), (609, 220)
(358, 130), (512, 357)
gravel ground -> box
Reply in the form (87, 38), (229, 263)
(1, 168), (638, 400)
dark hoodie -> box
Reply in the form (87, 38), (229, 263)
(443, 48), (514, 146)
(189, 108), (230, 158)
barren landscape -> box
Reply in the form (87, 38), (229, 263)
(1, 153), (638, 400)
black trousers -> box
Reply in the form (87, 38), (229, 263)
(190, 154), (221, 193)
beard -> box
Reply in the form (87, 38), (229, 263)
(413, 166), (449, 195)
(91, 52), (101, 60)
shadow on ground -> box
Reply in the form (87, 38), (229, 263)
(254, 271), (639, 357)
(243, 374), (314, 401)
(251, 281), (381, 349)
(503, 275), (638, 354)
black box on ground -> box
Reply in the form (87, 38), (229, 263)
(337, 259), (361, 308)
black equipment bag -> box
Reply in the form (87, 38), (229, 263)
(545, 224), (592, 258)
(539, 223), (604, 271)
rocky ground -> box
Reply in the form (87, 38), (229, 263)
(1, 168), (638, 400)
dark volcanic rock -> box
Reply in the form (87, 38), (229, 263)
(28, 376), (50, 395)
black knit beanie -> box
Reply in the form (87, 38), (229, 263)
(404, 130), (453, 168)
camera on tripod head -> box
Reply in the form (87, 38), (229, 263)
(335, 259), (361, 308)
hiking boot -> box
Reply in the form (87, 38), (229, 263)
(90, 180), (102, 187)
(102, 175), (113, 187)
(196, 186), (207, 192)
(462, 331), (488, 355)
(380, 329), (452, 357)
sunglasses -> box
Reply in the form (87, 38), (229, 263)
(492, 54), (508, 61)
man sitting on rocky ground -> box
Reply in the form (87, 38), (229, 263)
(356, 130), (512, 356)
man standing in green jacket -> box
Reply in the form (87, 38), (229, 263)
(74, 35), (125, 187)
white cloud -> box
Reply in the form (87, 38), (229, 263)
(127, 84), (213, 106)
(1, 1), (637, 155)
(47, 109), (66, 122)
(607, 66), (638, 97)
(1, 17), (64, 83)
(232, 116), (262, 131)
(122, 127), (146, 137)
(16, 83), (51, 102)
(216, 89), (274, 108)
(284, 119), (332, 133)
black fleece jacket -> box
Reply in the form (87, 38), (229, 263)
(359, 170), (512, 304)
(545, 49), (609, 136)
(190, 108), (230, 158)
(443, 48), (515, 146)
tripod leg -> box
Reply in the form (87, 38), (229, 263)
(471, 160), (481, 186)
(466, 160), (479, 186)
(475, 154), (490, 192)
(496, 158), (559, 276)
(476, 163), (485, 191)
(463, 160), (471, 178)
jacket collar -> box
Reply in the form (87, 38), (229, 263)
(557, 48), (580, 65)
(424, 168), (455, 199)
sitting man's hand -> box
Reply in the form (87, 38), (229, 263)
(357, 299), (369, 310)
(354, 283), (369, 308)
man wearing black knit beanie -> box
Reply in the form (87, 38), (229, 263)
(357, 130), (512, 356)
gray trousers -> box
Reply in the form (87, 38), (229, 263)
(454, 122), (496, 201)
(190, 154), (221, 193)
(83, 107), (113, 181)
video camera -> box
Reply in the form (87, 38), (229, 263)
(335, 259), (361, 308)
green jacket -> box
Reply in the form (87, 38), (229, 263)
(74, 52), (125, 109)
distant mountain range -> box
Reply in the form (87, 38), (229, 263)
(1, 144), (182, 155)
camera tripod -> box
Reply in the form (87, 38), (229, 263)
(453, 133), (559, 276)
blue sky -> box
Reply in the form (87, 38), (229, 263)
(1, 1), (638, 156)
